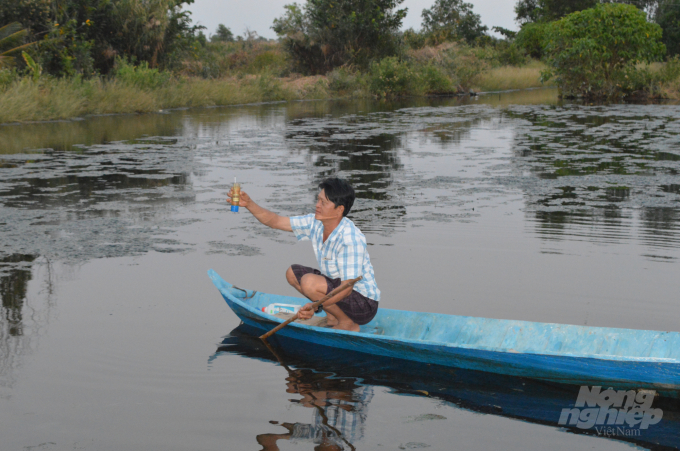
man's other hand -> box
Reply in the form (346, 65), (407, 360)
(298, 303), (315, 320)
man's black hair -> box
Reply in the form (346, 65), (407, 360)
(318, 178), (355, 217)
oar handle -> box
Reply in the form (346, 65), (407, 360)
(259, 276), (362, 340)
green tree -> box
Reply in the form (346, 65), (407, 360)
(515, 0), (597, 24)
(421, 0), (488, 44)
(514, 21), (549, 58)
(212, 24), (234, 42)
(542, 3), (665, 98)
(655, 0), (680, 56)
(273, 0), (407, 73)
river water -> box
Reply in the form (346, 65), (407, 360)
(1, 89), (679, 450)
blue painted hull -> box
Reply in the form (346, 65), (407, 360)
(208, 269), (680, 397)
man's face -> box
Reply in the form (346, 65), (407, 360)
(315, 189), (343, 221)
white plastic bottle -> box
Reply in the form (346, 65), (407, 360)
(262, 303), (301, 315)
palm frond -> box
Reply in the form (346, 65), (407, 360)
(0, 23), (36, 68)
(0, 29), (29, 52)
(1, 41), (37, 57)
(0, 23), (23, 41)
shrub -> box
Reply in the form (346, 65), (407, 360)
(420, 64), (455, 94)
(658, 55), (680, 82)
(246, 50), (289, 75)
(0, 68), (18, 91)
(252, 73), (295, 101)
(113, 58), (172, 90)
(406, 42), (489, 90)
(542, 3), (665, 98)
(327, 67), (365, 95)
(368, 57), (422, 98)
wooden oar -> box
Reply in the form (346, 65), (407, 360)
(259, 276), (362, 340)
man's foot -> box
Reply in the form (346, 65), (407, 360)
(332, 322), (360, 332)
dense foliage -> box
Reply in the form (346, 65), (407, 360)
(0, 0), (200, 76)
(272, 0), (407, 73)
(542, 3), (665, 98)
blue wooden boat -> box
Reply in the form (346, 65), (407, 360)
(209, 269), (680, 397)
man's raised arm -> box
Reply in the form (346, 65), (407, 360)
(227, 188), (292, 232)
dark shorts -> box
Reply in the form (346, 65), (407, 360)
(291, 264), (379, 326)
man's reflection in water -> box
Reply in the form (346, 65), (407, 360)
(256, 368), (373, 451)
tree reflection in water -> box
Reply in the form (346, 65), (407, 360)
(507, 105), (680, 255)
(0, 254), (53, 396)
(0, 254), (36, 337)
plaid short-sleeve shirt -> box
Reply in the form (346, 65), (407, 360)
(290, 214), (380, 302)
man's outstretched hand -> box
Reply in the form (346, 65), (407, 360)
(227, 188), (252, 208)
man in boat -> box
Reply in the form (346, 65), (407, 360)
(228, 177), (380, 332)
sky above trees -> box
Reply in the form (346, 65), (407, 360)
(186, 0), (516, 40)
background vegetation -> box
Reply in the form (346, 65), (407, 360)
(3, 0), (680, 122)
(541, 4), (665, 98)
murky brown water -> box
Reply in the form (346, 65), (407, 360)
(1, 88), (679, 450)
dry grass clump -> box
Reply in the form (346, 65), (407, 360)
(407, 43), (458, 65)
(472, 61), (552, 92)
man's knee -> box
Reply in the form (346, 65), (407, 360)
(286, 266), (298, 287)
(300, 273), (325, 295)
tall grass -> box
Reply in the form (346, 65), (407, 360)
(0, 56), (336, 123)
(0, 76), (324, 123)
(472, 61), (551, 92)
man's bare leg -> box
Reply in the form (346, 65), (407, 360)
(285, 267), (359, 331)
(323, 303), (360, 332)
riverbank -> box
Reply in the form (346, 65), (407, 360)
(6, 60), (680, 124)
(0, 59), (551, 124)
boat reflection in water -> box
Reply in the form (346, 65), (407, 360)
(212, 325), (680, 451)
